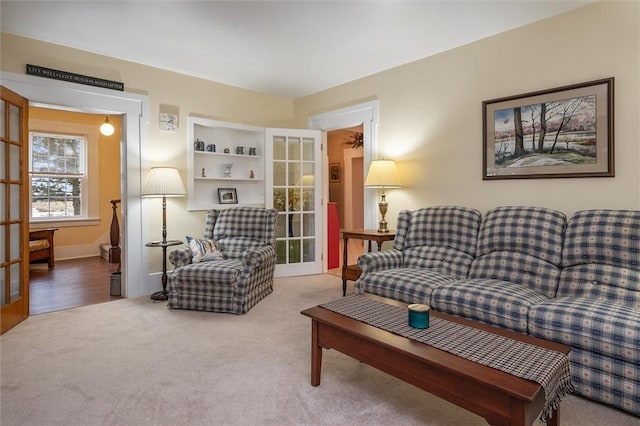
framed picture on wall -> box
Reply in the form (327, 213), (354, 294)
(329, 163), (341, 183)
(218, 188), (238, 204)
(483, 77), (614, 179)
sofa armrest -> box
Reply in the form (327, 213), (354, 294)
(169, 247), (194, 268)
(357, 249), (404, 274)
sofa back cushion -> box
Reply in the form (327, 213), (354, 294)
(204, 207), (277, 259)
(394, 206), (481, 279)
(558, 209), (640, 308)
(469, 206), (566, 298)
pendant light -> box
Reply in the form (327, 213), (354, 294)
(100, 116), (115, 136)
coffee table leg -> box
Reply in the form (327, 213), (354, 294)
(311, 320), (322, 386)
(547, 408), (559, 426)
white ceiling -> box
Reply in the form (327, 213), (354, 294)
(1, 1), (594, 99)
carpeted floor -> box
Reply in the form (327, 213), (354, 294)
(1, 274), (638, 425)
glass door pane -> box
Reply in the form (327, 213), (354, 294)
(266, 129), (322, 277)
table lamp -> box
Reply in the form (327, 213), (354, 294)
(141, 167), (187, 301)
(364, 159), (401, 232)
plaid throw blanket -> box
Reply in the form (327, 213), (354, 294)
(320, 295), (574, 422)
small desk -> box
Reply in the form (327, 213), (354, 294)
(341, 229), (396, 296)
(146, 239), (183, 301)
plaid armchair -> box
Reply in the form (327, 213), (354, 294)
(168, 207), (277, 314)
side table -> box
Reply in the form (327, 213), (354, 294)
(146, 239), (183, 301)
(341, 229), (396, 296)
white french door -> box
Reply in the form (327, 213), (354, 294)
(266, 128), (323, 277)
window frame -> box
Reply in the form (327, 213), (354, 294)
(28, 125), (100, 228)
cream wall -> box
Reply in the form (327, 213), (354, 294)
(294, 0), (640, 226)
(1, 33), (296, 272)
(2, 1), (639, 277)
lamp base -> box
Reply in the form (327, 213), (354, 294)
(150, 290), (168, 301)
(377, 193), (390, 233)
(377, 220), (390, 233)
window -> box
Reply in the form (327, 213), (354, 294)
(30, 132), (87, 220)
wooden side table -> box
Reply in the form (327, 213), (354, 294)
(341, 229), (396, 296)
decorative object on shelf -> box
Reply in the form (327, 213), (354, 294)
(222, 161), (233, 178)
(329, 163), (341, 183)
(248, 147), (257, 156)
(100, 116), (115, 136)
(218, 188), (238, 204)
(206, 144), (216, 152)
(224, 147), (230, 153)
(365, 159), (402, 233)
(141, 167), (187, 301)
(194, 138), (205, 151)
(201, 168), (206, 177)
(249, 170), (255, 179)
(236, 146), (245, 155)
(483, 77), (614, 179)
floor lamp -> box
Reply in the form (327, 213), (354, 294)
(365, 159), (402, 233)
(141, 167), (186, 301)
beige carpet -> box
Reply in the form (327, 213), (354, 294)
(1, 274), (637, 426)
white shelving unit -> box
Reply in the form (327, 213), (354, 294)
(187, 117), (266, 211)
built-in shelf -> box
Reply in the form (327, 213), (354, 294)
(188, 117), (266, 211)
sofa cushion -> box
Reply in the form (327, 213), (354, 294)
(360, 268), (454, 305)
(469, 206), (566, 298)
(394, 206), (481, 256)
(403, 246), (474, 280)
(469, 251), (561, 298)
(528, 297), (640, 364)
(559, 209), (640, 308)
(430, 278), (547, 333)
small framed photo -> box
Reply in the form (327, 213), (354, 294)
(329, 163), (341, 183)
(218, 188), (238, 204)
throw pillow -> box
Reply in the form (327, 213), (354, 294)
(186, 236), (223, 263)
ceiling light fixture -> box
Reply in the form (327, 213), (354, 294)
(100, 116), (115, 136)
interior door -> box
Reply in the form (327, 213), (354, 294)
(1, 86), (30, 334)
(266, 128), (323, 277)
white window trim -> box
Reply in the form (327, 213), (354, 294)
(28, 122), (100, 228)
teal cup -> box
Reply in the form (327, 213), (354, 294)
(408, 304), (430, 329)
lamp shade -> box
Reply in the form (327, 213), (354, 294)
(365, 159), (401, 188)
(141, 167), (186, 197)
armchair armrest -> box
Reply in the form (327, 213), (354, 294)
(243, 245), (275, 269)
(169, 247), (193, 268)
(357, 249), (404, 275)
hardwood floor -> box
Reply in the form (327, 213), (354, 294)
(29, 256), (122, 315)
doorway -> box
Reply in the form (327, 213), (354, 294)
(2, 71), (149, 302)
(27, 107), (122, 314)
(326, 125), (365, 276)
(308, 100), (379, 273)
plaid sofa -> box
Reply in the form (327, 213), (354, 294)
(355, 206), (482, 304)
(430, 206), (567, 333)
(528, 210), (640, 415)
(357, 206), (640, 416)
(168, 207), (277, 314)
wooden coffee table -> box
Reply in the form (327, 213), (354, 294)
(301, 294), (570, 426)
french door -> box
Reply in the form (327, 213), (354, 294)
(1, 86), (29, 334)
(266, 128), (323, 277)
